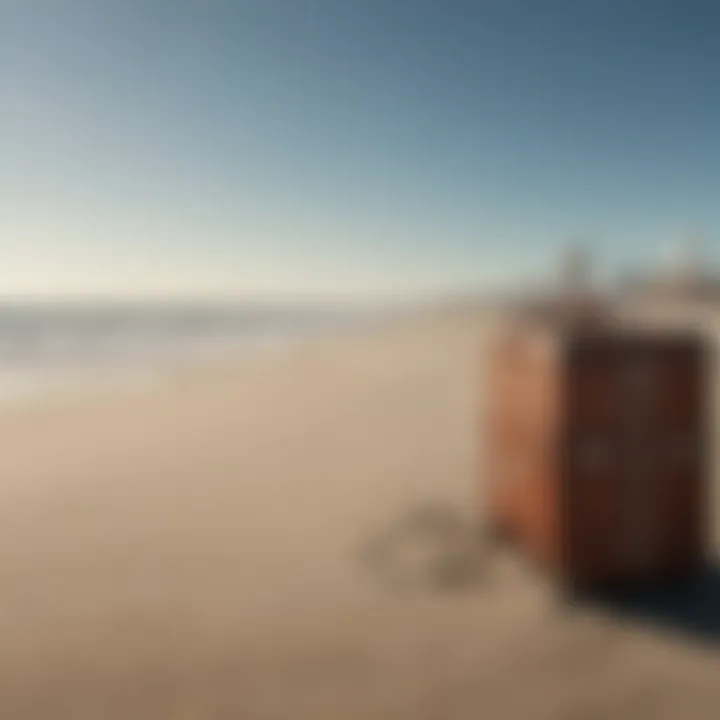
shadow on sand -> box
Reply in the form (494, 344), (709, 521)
(583, 563), (720, 646)
(356, 498), (493, 594)
(357, 501), (720, 647)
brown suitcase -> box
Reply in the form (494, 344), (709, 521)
(484, 313), (711, 594)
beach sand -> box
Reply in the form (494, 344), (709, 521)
(1, 311), (719, 719)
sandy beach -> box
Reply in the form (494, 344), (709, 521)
(1, 310), (720, 719)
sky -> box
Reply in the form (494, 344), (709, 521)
(1, 0), (720, 298)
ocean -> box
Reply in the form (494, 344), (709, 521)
(0, 301), (394, 408)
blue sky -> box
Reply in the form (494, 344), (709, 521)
(2, 0), (719, 297)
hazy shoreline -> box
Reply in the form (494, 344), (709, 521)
(0, 299), (420, 412)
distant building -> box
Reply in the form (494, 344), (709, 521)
(620, 239), (720, 305)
